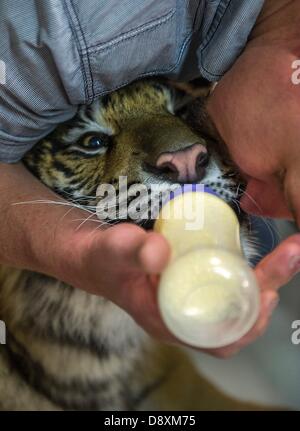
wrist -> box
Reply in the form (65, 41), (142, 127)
(31, 210), (103, 289)
(0, 162), (108, 292)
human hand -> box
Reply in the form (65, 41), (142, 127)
(65, 222), (174, 341)
(65, 221), (300, 356)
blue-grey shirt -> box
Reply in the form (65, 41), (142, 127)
(0, 0), (264, 163)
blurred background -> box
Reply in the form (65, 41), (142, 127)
(191, 218), (300, 410)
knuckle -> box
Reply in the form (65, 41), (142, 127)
(103, 224), (145, 256)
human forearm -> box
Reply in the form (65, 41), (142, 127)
(0, 162), (169, 298)
(0, 162), (89, 280)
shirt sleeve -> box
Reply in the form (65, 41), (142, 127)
(0, 0), (85, 163)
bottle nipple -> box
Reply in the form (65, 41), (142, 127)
(154, 187), (260, 348)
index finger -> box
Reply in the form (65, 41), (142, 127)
(255, 233), (300, 291)
(204, 233), (300, 358)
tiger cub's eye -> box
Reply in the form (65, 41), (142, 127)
(83, 136), (105, 149)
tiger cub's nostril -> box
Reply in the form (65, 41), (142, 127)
(156, 143), (209, 183)
(156, 161), (179, 176)
(197, 152), (209, 168)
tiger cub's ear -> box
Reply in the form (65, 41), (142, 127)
(166, 77), (214, 113)
(166, 77), (214, 133)
(169, 77), (214, 98)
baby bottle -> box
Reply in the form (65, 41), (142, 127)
(154, 185), (260, 348)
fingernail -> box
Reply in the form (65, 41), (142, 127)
(289, 256), (300, 275)
(267, 297), (279, 314)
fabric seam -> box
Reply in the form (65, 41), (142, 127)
(91, 31), (193, 99)
(64, 0), (92, 103)
(199, 0), (232, 78)
(86, 9), (175, 54)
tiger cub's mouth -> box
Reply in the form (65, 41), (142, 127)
(95, 177), (247, 232)
(92, 171), (254, 263)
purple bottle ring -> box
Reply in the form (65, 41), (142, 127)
(168, 184), (219, 202)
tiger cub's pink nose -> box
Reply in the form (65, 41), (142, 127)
(156, 143), (209, 183)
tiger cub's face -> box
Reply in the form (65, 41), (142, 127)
(24, 80), (246, 235)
